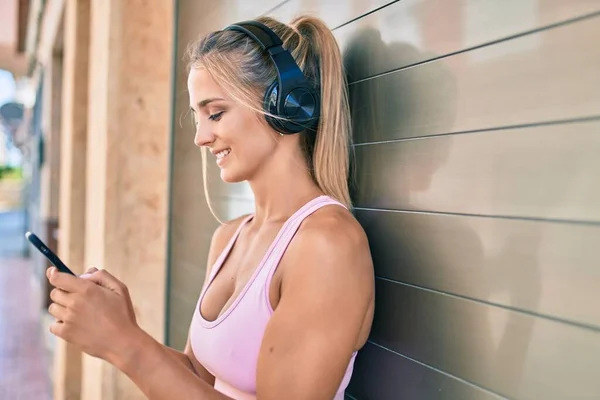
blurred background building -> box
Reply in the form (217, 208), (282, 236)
(1, 0), (599, 399)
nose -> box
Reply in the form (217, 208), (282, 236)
(194, 123), (216, 148)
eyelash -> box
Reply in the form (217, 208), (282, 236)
(191, 110), (224, 127)
(209, 111), (224, 121)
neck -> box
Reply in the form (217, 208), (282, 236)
(248, 146), (323, 225)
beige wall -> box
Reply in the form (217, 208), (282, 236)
(54, 0), (91, 398)
(34, 0), (176, 398)
(0, 0), (27, 75)
(81, 0), (175, 398)
(39, 52), (62, 222)
(0, 0), (20, 47)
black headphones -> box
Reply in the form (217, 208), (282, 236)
(224, 21), (320, 135)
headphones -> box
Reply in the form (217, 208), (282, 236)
(224, 21), (320, 135)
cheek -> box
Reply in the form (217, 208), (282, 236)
(217, 109), (278, 170)
(235, 137), (274, 166)
(219, 134), (276, 182)
(228, 118), (276, 161)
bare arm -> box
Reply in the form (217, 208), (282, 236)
(256, 211), (374, 399)
(113, 330), (229, 399)
(163, 345), (195, 372)
(159, 330), (215, 386)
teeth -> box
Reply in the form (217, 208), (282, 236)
(216, 149), (231, 160)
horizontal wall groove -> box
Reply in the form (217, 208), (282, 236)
(366, 341), (510, 399)
(353, 207), (600, 227)
(347, 10), (600, 85)
(261, 0), (294, 16)
(332, 0), (401, 30)
(352, 115), (600, 146)
(375, 277), (600, 333)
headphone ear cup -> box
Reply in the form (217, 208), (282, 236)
(263, 82), (319, 135)
(284, 87), (319, 132)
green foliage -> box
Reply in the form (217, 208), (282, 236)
(0, 165), (23, 181)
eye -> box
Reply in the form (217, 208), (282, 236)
(209, 111), (224, 121)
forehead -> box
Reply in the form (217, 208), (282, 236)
(187, 68), (227, 102)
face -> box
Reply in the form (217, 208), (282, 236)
(187, 67), (279, 183)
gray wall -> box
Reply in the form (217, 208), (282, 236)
(168, 1), (600, 399)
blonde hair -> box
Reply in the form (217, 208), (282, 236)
(186, 15), (353, 214)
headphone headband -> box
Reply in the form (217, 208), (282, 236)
(223, 20), (319, 134)
(225, 21), (282, 50)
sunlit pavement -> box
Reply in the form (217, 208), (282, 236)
(0, 210), (52, 399)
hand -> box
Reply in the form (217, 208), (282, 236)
(46, 266), (140, 364)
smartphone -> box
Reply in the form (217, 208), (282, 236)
(25, 231), (75, 275)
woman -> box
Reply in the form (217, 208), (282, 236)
(46, 15), (374, 400)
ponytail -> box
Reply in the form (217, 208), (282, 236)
(291, 16), (353, 209)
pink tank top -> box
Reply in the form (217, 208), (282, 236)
(189, 195), (357, 400)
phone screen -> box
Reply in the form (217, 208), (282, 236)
(25, 231), (75, 275)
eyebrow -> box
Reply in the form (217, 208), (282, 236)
(191, 97), (225, 111)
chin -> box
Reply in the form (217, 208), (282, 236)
(219, 168), (248, 183)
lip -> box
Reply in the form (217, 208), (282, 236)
(210, 148), (229, 155)
(214, 148), (231, 167)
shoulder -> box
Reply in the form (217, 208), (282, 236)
(304, 205), (367, 247)
(299, 204), (370, 259)
(284, 204), (374, 292)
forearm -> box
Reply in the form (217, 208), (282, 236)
(112, 329), (231, 400)
(163, 346), (195, 373)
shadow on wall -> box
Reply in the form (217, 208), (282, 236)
(343, 27), (457, 198)
(343, 28), (541, 398)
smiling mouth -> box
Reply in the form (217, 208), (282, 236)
(215, 148), (231, 164)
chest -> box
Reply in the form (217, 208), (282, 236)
(200, 223), (286, 322)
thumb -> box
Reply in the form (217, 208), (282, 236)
(81, 269), (123, 293)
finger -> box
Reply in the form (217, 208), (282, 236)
(79, 266), (99, 278)
(82, 269), (124, 293)
(49, 288), (73, 307)
(48, 302), (69, 321)
(47, 267), (88, 293)
(49, 320), (67, 339)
